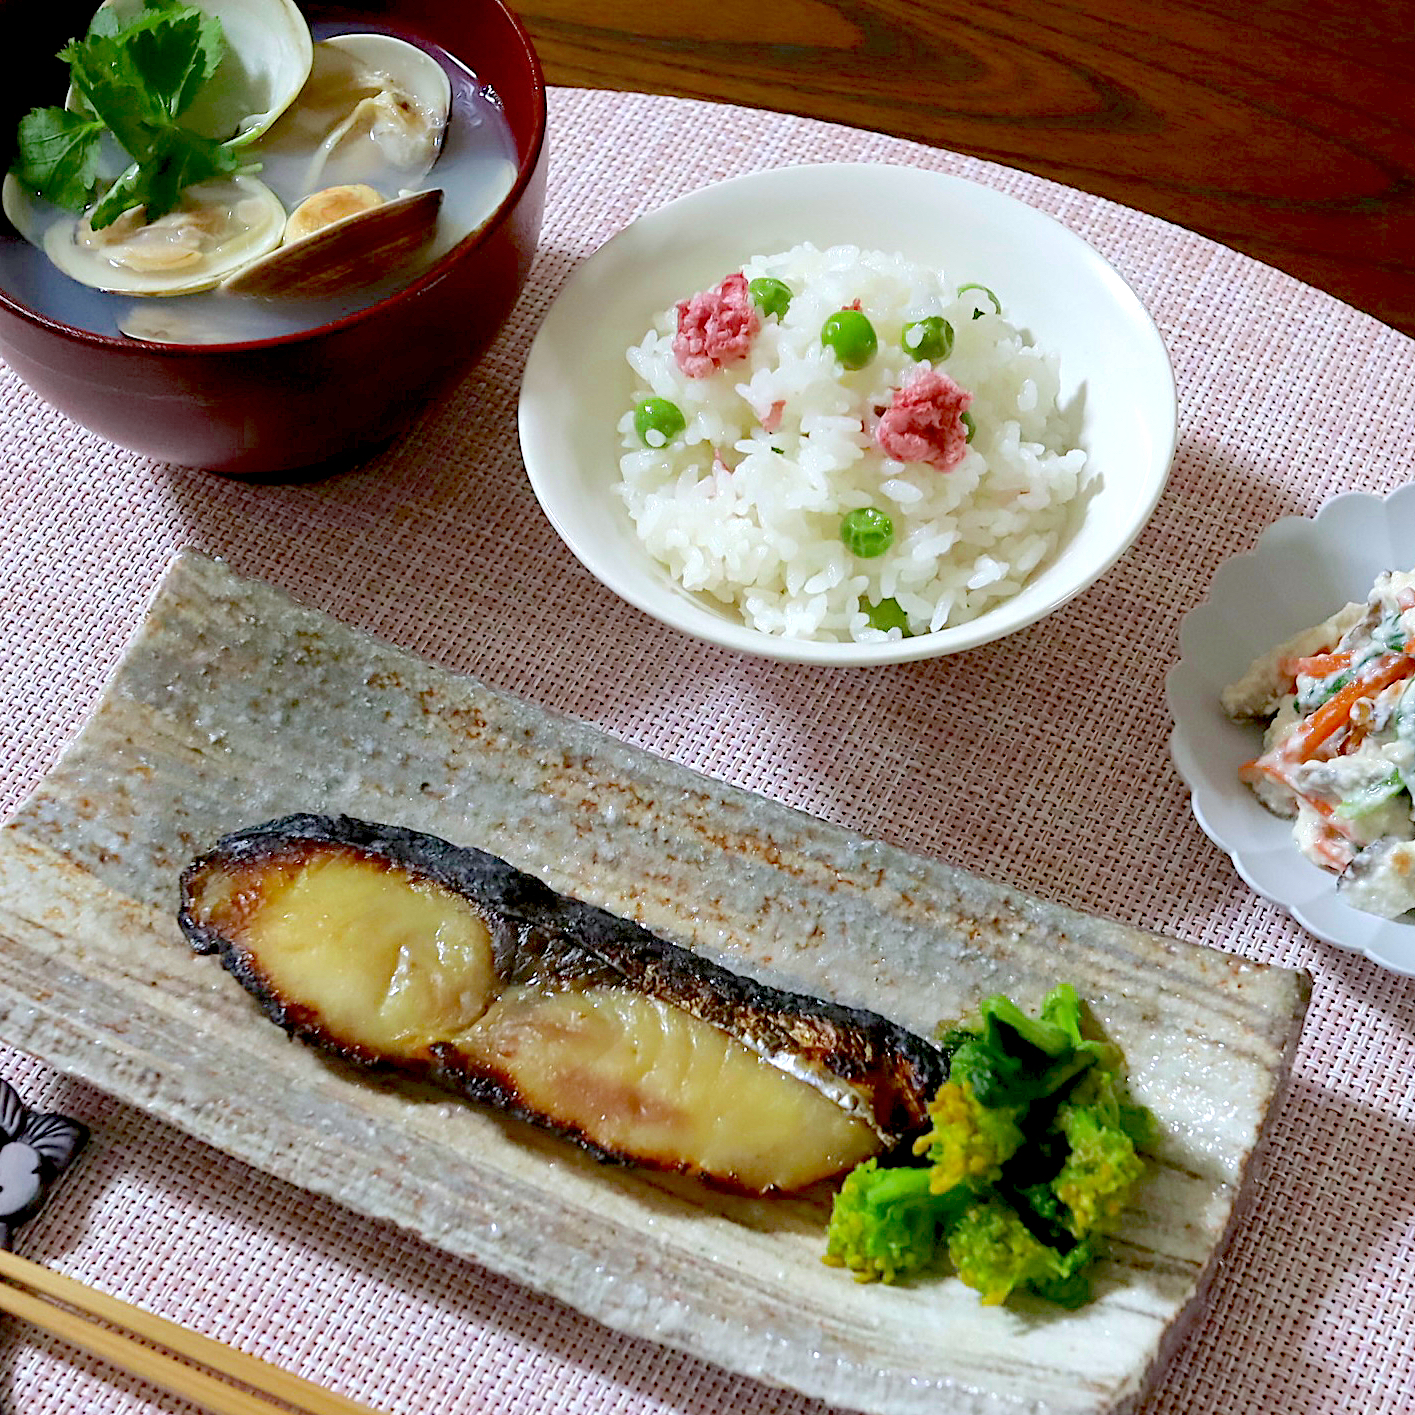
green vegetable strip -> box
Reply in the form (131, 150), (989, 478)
(1335, 770), (1405, 819)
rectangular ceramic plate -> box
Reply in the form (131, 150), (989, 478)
(0, 553), (1308, 1415)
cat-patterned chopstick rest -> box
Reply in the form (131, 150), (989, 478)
(0, 1077), (87, 1250)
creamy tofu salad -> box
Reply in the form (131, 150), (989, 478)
(1223, 569), (1415, 918)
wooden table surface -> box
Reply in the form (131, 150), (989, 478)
(520, 0), (1415, 340)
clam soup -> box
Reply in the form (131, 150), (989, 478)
(0, 16), (519, 343)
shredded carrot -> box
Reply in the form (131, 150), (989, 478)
(1238, 759), (1352, 840)
(1239, 757), (1286, 789)
(1244, 647), (1415, 845)
(1281, 654), (1415, 762)
(1313, 832), (1355, 871)
(1242, 757), (1332, 814)
(1280, 650), (1351, 679)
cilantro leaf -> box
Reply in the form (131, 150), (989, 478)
(10, 108), (107, 213)
(122, 5), (225, 119)
(62, 32), (171, 164)
(86, 0), (219, 56)
(87, 160), (148, 229)
(15, 0), (232, 229)
(88, 127), (241, 228)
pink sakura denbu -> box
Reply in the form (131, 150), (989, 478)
(672, 272), (761, 379)
(874, 368), (973, 474)
(672, 272), (781, 434)
(671, 274), (973, 474)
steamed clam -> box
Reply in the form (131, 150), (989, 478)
(250, 33), (452, 196)
(41, 175), (287, 295)
(284, 182), (385, 244)
(70, 0), (314, 145)
(221, 187), (443, 298)
(206, 32), (454, 299)
(5, 0), (515, 339)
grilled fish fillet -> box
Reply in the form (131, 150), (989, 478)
(178, 814), (948, 1194)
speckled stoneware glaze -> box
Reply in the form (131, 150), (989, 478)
(0, 0), (547, 476)
(0, 553), (1308, 1415)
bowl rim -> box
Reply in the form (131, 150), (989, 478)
(519, 161), (1178, 667)
(0, 0), (547, 355)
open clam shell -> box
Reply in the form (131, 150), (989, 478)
(221, 187), (443, 298)
(41, 174), (287, 295)
(69, 0), (314, 144)
(0, 175), (46, 251)
(250, 32), (453, 202)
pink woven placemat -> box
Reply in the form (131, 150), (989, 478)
(2, 86), (1413, 1414)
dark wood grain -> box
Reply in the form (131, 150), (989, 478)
(520, 0), (1415, 337)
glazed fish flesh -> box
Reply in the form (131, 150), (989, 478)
(178, 814), (948, 1194)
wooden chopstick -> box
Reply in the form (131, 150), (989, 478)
(0, 1248), (390, 1415)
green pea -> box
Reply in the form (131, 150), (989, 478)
(961, 410), (976, 443)
(957, 282), (1002, 318)
(865, 596), (910, 635)
(901, 315), (954, 363)
(633, 397), (686, 448)
(749, 277), (792, 320)
(840, 506), (894, 558)
(821, 309), (878, 371)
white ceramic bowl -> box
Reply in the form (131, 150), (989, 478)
(1167, 486), (1415, 973)
(518, 162), (1176, 665)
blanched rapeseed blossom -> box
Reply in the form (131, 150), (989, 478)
(914, 1081), (1024, 1192)
(822, 983), (1153, 1308)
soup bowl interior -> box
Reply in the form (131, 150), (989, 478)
(0, 0), (547, 476)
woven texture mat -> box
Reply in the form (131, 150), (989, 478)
(2, 86), (1412, 1414)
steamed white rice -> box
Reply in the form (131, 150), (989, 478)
(615, 243), (1088, 642)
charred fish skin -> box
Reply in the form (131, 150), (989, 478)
(179, 814), (949, 1193)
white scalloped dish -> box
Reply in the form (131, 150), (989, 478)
(1167, 486), (1415, 973)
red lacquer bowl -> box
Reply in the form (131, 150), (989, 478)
(0, 0), (547, 476)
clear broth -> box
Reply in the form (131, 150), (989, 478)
(0, 24), (519, 343)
